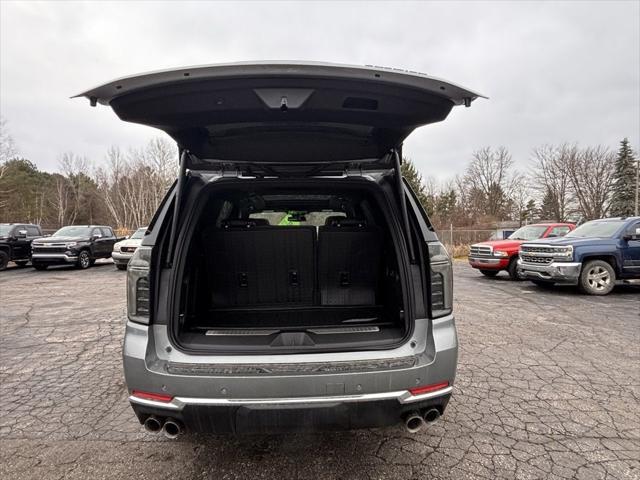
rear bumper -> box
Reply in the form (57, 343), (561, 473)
(123, 315), (458, 434)
(468, 256), (510, 270)
(31, 253), (78, 264)
(129, 388), (452, 434)
(517, 260), (581, 284)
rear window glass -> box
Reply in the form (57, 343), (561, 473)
(130, 228), (147, 239)
(54, 226), (92, 237)
(250, 211), (345, 227)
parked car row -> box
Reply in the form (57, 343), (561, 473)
(469, 217), (640, 295)
(0, 223), (146, 271)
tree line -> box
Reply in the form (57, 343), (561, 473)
(1, 117), (637, 231)
(402, 138), (637, 230)
(0, 118), (177, 231)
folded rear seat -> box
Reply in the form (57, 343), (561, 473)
(318, 218), (381, 306)
(202, 220), (316, 307)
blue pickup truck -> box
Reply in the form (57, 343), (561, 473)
(517, 217), (640, 295)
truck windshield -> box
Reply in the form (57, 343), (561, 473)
(53, 226), (92, 237)
(508, 225), (548, 240)
(130, 228), (147, 239)
(565, 220), (626, 238)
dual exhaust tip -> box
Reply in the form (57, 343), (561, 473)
(143, 415), (183, 439)
(404, 408), (440, 433)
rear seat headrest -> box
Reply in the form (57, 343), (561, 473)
(324, 215), (346, 226)
(222, 218), (270, 229)
(325, 217), (367, 228)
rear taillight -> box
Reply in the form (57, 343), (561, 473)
(131, 390), (173, 403)
(409, 381), (450, 396)
(428, 242), (453, 318)
(127, 246), (152, 324)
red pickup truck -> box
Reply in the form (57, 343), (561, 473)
(468, 223), (575, 279)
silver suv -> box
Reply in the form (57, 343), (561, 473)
(79, 62), (481, 437)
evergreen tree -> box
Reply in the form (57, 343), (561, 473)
(401, 158), (432, 214)
(610, 138), (636, 216)
(539, 188), (558, 221)
(521, 199), (537, 224)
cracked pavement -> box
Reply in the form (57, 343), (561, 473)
(1, 260), (639, 479)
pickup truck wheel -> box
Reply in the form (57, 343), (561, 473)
(579, 260), (615, 295)
(507, 257), (522, 281)
(116, 264), (127, 271)
(15, 260), (29, 267)
(33, 263), (48, 271)
(480, 269), (499, 277)
(77, 250), (92, 269)
(0, 252), (9, 271)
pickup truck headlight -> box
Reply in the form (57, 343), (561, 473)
(554, 246), (574, 261)
(65, 242), (77, 248)
(493, 250), (508, 257)
(113, 242), (121, 252)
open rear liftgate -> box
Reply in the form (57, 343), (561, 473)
(168, 148), (415, 341)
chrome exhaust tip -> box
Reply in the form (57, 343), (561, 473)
(404, 411), (426, 433)
(162, 417), (183, 439)
(143, 415), (162, 433)
(423, 408), (441, 424)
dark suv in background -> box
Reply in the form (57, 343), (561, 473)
(79, 62), (483, 437)
(0, 223), (43, 270)
(31, 225), (118, 270)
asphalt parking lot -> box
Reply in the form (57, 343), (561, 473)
(0, 260), (638, 480)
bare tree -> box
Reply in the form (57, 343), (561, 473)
(461, 146), (521, 220)
(50, 173), (72, 227)
(58, 152), (91, 224)
(96, 139), (177, 230)
(567, 146), (616, 220)
(531, 144), (576, 222)
(0, 117), (17, 208)
(0, 117), (17, 165)
(512, 177), (535, 226)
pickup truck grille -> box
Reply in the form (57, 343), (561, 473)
(121, 246), (137, 253)
(520, 255), (553, 264)
(32, 246), (67, 254)
(520, 245), (557, 254)
(470, 245), (492, 256)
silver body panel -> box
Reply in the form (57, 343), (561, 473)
(123, 315), (457, 404)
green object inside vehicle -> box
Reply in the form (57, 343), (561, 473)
(279, 211), (306, 225)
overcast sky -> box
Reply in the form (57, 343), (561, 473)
(1, 0), (638, 182)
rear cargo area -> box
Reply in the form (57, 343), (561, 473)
(173, 180), (409, 353)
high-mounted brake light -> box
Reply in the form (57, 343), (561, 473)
(409, 381), (450, 396)
(131, 390), (173, 403)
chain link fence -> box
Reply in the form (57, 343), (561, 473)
(436, 228), (496, 258)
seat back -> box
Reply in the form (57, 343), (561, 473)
(318, 219), (381, 305)
(203, 222), (316, 307)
